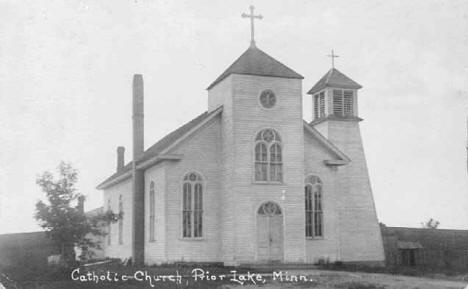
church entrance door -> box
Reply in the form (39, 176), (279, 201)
(257, 202), (283, 262)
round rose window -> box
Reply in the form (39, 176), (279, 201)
(259, 89), (276, 109)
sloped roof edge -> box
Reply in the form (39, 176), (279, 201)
(307, 68), (362, 95)
(96, 106), (223, 190)
(303, 121), (351, 163)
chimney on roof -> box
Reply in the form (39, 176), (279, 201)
(133, 74), (144, 160)
(117, 146), (125, 172)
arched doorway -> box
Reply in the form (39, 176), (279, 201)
(257, 201), (283, 262)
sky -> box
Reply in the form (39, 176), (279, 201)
(0, 0), (467, 234)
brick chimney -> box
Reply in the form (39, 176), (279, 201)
(133, 74), (144, 160)
(117, 146), (125, 172)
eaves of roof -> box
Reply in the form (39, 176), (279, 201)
(96, 106), (223, 190)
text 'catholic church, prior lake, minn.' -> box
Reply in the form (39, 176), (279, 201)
(97, 6), (385, 266)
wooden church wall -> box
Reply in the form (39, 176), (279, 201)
(303, 131), (341, 263)
(144, 163), (167, 264)
(103, 178), (133, 260)
(163, 115), (223, 263)
(227, 74), (305, 263)
(328, 120), (385, 264)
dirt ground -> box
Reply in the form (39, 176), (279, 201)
(221, 270), (468, 289)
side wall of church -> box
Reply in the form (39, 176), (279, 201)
(322, 120), (385, 264)
(303, 131), (341, 263)
(103, 178), (133, 260)
(208, 76), (232, 112)
(208, 77), (237, 264)
(229, 74), (306, 263)
(144, 163), (166, 264)
(163, 116), (223, 262)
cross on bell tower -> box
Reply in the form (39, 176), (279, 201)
(327, 49), (340, 68)
(242, 5), (263, 47)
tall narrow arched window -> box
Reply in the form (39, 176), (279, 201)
(182, 172), (203, 238)
(305, 175), (323, 238)
(107, 199), (111, 245)
(118, 195), (123, 244)
(149, 181), (155, 242)
(255, 129), (283, 182)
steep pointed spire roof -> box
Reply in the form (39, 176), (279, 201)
(307, 68), (362, 95)
(207, 45), (303, 90)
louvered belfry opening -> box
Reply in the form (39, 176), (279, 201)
(332, 89), (354, 118)
(313, 91), (326, 119)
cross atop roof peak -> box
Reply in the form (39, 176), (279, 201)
(241, 5), (263, 47)
(327, 49), (339, 68)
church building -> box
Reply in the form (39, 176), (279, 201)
(97, 7), (385, 266)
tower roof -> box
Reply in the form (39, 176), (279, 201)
(307, 68), (362, 95)
(207, 45), (303, 90)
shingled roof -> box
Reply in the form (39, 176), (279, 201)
(97, 107), (222, 189)
(207, 45), (303, 90)
(307, 68), (362, 95)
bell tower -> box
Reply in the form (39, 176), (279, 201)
(308, 61), (385, 264)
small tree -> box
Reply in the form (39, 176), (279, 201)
(421, 218), (440, 229)
(35, 162), (109, 265)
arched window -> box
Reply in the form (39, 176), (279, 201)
(149, 181), (155, 241)
(255, 129), (283, 182)
(107, 199), (111, 245)
(118, 195), (123, 245)
(305, 175), (323, 238)
(182, 172), (203, 238)
(257, 201), (282, 215)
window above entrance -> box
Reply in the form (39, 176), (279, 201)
(259, 89), (276, 109)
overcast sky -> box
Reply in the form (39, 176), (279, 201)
(1, 0), (467, 234)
